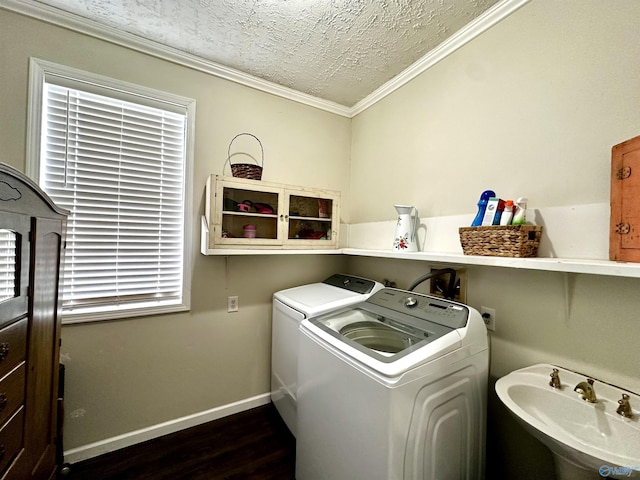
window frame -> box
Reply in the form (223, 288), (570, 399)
(26, 58), (195, 324)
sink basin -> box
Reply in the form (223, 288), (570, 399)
(496, 364), (640, 479)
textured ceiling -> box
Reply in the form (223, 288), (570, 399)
(33, 0), (500, 107)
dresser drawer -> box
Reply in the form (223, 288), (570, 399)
(0, 407), (24, 476)
(0, 320), (27, 381)
(0, 365), (24, 429)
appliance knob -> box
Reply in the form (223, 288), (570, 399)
(405, 297), (418, 308)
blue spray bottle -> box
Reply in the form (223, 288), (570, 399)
(471, 190), (496, 226)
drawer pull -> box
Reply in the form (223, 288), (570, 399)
(0, 343), (8, 361)
(0, 394), (6, 412)
(0, 444), (4, 462)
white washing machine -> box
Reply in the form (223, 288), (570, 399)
(296, 288), (489, 480)
(271, 273), (384, 436)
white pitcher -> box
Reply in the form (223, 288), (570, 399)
(393, 205), (419, 252)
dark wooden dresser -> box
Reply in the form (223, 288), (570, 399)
(0, 163), (67, 480)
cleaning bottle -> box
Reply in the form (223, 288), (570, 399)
(481, 197), (499, 226)
(512, 197), (528, 225)
(471, 190), (496, 227)
(492, 198), (506, 225)
(500, 200), (514, 226)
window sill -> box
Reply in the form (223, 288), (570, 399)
(61, 302), (189, 325)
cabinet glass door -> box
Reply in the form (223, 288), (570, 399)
(286, 194), (335, 243)
(217, 185), (281, 245)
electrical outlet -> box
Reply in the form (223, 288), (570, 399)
(480, 306), (496, 331)
(228, 296), (238, 313)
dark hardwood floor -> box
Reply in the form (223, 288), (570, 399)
(63, 403), (295, 480)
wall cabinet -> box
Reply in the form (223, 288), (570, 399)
(610, 134), (640, 262)
(0, 164), (67, 480)
(205, 175), (340, 251)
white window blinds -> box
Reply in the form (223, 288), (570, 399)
(41, 81), (188, 318)
(0, 230), (17, 303)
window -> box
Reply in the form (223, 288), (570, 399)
(27, 59), (194, 323)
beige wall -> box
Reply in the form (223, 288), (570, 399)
(349, 1), (640, 477)
(0, 10), (349, 449)
(351, 0), (640, 222)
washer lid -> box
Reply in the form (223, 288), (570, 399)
(273, 275), (384, 316)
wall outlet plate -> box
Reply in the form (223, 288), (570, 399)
(480, 306), (495, 331)
(228, 296), (238, 312)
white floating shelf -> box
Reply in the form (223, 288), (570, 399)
(201, 245), (640, 279)
(201, 216), (640, 278)
(341, 248), (640, 279)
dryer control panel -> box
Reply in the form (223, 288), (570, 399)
(322, 274), (379, 295)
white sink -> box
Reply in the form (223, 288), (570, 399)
(496, 364), (640, 479)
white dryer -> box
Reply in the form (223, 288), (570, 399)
(296, 288), (489, 480)
(271, 274), (384, 436)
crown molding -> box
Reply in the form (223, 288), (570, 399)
(350, 0), (532, 116)
(2, 0), (530, 118)
(1, 0), (352, 117)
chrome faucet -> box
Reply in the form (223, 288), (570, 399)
(574, 378), (597, 403)
(617, 394), (634, 418)
(549, 368), (561, 389)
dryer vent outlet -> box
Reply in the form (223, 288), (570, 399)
(429, 268), (466, 303)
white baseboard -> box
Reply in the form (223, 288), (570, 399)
(63, 393), (272, 465)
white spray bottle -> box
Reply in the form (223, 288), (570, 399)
(512, 197), (528, 225)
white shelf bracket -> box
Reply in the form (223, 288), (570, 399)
(562, 272), (575, 321)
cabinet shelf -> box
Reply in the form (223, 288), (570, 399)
(222, 210), (279, 219)
(290, 215), (332, 222)
(201, 216), (341, 255)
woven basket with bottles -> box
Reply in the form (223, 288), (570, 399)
(458, 225), (542, 257)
